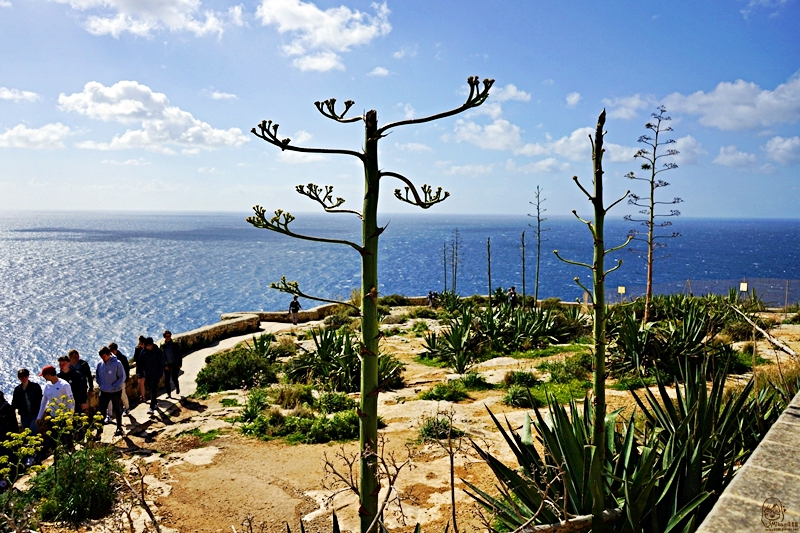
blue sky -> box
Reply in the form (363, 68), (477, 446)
(1, 0), (798, 217)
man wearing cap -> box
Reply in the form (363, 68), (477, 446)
(96, 346), (125, 436)
(136, 337), (165, 415)
(12, 368), (42, 435)
(162, 330), (182, 397)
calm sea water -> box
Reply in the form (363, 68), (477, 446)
(1, 211), (799, 393)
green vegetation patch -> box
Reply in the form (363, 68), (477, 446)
(420, 381), (469, 402)
(418, 415), (464, 441)
(196, 348), (278, 394)
(509, 344), (591, 359)
(241, 408), (361, 444)
(220, 397), (240, 407)
(183, 428), (222, 443)
(316, 391), (357, 414)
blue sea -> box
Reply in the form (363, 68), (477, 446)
(1, 211), (800, 394)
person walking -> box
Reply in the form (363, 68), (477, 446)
(137, 337), (164, 415)
(289, 296), (302, 326)
(68, 349), (94, 392)
(162, 331), (182, 397)
(11, 369), (42, 435)
(507, 286), (519, 308)
(108, 343), (130, 415)
(56, 356), (88, 414)
(96, 347), (125, 436)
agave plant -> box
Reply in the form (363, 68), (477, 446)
(243, 332), (278, 363)
(439, 306), (478, 374)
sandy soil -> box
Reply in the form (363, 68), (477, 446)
(75, 313), (800, 533)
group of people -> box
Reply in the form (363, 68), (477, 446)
(0, 330), (184, 446)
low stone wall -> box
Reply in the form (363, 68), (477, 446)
(696, 389), (800, 532)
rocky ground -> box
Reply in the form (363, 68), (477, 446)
(41, 313), (800, 533)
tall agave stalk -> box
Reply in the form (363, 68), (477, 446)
(247, 77), (493, 533)
(554, 110), (631, 531)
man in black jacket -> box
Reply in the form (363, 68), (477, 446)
(68, 349), (94, 392)
(137, 337), (164, 415)
(162, 330), (182, 397)
(11, 368), (42, 435)
(57, 356), (88, 414)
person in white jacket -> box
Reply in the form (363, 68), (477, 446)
(36, 364), (74, 456)
(36, 365), (74, 423)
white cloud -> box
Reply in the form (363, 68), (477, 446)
(506, 158), (569, 174)
(392, 44), (417, 59)
(467, 102), (502, 119)
(197, 166), (216, 173)
(740, 0), (790, 18)
(399, 103), (415, 120)
(257, 0), (391, 72)
(0, 1), (11, 7)
(443, 163), (493, 176)
(210, 90), (237, 100)
(0, 87), (41, 102)
(713, 145), (757, 167)
(602, 94), (655, 119)
(368, 66), (389, 77)
(59, 80), (248, 153)
(565, 92), (581, 107)
(49, 0), (235, 38)
(763, 135), (800, 164)
(664, 73), (800, 130)
(292, 51), (344, 72)
(102, 157), (151, 165)
(492, 84), (531, 103)
(449, 119), (523, 151)
(541, 79), (554, 86)
(0, 123), (71, 149)
(275, 129), (326, 162)
(395, 142), (432, 153)
(672, 135), (706, 165)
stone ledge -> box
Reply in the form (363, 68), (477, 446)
(697, 389), (800, 533)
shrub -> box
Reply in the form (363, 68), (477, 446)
(502, 385), (538, 408)
(502, 370), (540, 388)
(377, 294), (411, 307)
(420, 381), (468, 402)
(409, 307), (438, 319)
(784, 312), (800, 324)
(273, 384), (314, 409)
(324, 312), (354, 329)
(240, 387), (270, 422)
(540, 297), (563, 310)
(459, 372), (493, 390)
(538, 352), (592, 384)
(411, 320), (429, 334)
(382, 314), (407, 325)
(242, 408), (360, 444)
(377, 304), (391, 317)
(722, 320), (761, 342)
(196, 349), (278, 394)
(242, 333), (277, 362)
(27, 445), (122, 524)
(418, 415), (464, 441)
(220, 397), (240, 407)
(273, 336), (298, 358)
(316, 392), (357, 414)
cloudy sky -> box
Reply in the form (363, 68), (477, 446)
(1, 0), (798, 217)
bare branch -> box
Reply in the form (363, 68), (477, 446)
(247, 205), (365, 254)
(553, 250), (593, 270)
(604, 235), (634, 255)
(573, 277), (595, 302)
(296, 183), (363, 218)
(376, 76), (495, 135)
(313, 98), (363, 123)
(251, 119), (366, 160)
(382, 171), (450, 209)
(604, 190), (630, 214)
(270, 276), (360, 311)
(572, 176), (593, 200)
(603, 259), (625, 277)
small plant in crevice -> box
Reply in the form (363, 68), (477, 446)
(502, 370), (540, 388)
(502, 385), (538, 408)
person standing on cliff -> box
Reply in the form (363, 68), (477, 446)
(137, 338), (164, 415)
(12, 369), (42, 435)
(57, 356), (88, 414)
(289, 296), (302, 326)
(108, 342), (130, 416)
(162, 331), (182, 397)
(96, 346), (125, 436)
(68, 349), (94, 393)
